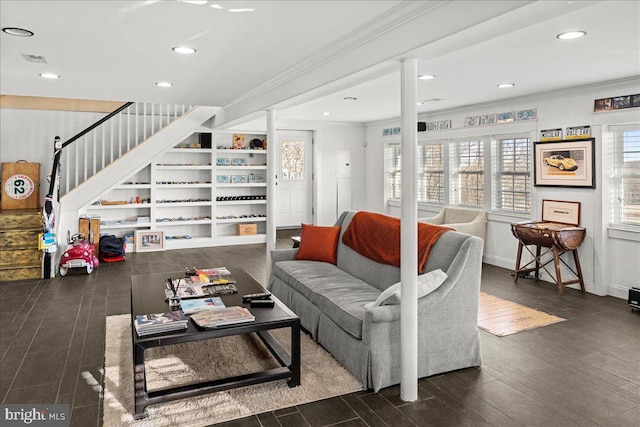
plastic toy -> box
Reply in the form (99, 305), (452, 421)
(59, 233), (99, 276)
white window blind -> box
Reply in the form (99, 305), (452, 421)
(493, 136), (531, 213)
(385, 144), (401, 199)
(451, 139), (485, 207)
(608, 123), (640, 227)
(418, 143), (444, 203)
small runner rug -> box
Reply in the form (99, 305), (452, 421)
(102, 314), (362, 427)
(478, 292), (566, 337)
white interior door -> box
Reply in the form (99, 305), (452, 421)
(275, 130), (313, 228)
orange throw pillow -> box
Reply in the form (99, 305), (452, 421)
(295, 224), (341, 265)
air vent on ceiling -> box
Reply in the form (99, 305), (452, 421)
(21, 53), (48, 64)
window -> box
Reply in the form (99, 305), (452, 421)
(418, 143), (444, 203)
(452, 140), (484, 207)
(494, 137), (531, 212)
(386, 144), (402, 199)
(281, 140), (305, 180)
(609, 124), (640, 226)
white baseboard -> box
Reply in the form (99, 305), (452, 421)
(608, 283), (632, 300)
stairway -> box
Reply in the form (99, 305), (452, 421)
(0, 209), (43, 282)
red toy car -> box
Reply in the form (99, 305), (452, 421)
(59, 233), (99, 276)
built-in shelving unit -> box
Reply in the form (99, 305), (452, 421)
(80, 129), (268, 252)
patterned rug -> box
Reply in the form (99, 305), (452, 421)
(102, 314), (362, 426)
(478, 292), (566, 337)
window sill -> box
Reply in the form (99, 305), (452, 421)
(608, 225), (640, 242)
(487, 211), (531, 224)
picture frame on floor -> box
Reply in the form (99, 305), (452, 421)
(135, 230), (165, 252)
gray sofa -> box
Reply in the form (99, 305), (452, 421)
(268, 211), (483, 392)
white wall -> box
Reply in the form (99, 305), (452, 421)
(1, 108), (108, 197)
(365, 78), (640, 298)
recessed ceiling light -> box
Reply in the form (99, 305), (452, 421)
(39, 73), (60, 79)
(497, 83), (515, 88)
(228, 8), (255, 12)
(557, 31), (586, 40)
(343, 96), (357, 101)
(172, 46), (196, 54)
(416, 102), (424, 106)
(210, 4), (223, 9)
(156, 82), (173, 87)
(418, 74), (436, 80)
(321, 111), (331, 116)
(2, 27), (34, 37)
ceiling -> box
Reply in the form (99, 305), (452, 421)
(1, 1), (639, 128)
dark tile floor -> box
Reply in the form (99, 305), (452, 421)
(1, 231), (639, 426)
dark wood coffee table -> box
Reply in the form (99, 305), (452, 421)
(130, 268), (300, 419)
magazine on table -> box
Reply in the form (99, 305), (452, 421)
(134, 311), (188, 336)
(179, 297), (226, 314)
(190, 306), (255, 329)
(196, 267), (232, 284)
(164, 284), (206, 300)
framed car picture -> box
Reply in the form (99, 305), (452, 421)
(534, 138), (595, 188)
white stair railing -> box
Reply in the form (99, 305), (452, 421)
(59, 102), (192, 196)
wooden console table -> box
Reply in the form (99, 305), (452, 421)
(511, 221), (586, 295)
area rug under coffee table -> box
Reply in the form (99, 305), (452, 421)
(102, 314), (362, 426)
(478, 292), (566, 337)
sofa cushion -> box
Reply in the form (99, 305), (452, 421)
(364, 269), (448, 309)
(295, 224), (341, 264)
(274, 260), (381, 339)
(335, 211), (401, 291)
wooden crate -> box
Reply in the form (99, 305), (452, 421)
(1, 162), (40, 209)
(79, 217), (101, 245)
(236, 223), (257, 236)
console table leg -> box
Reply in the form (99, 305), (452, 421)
(553, 248), (564, 295)
(514, 241), (523, 283)
(572, 249), (586, 293)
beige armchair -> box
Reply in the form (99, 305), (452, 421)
(419, 206), (487, 242)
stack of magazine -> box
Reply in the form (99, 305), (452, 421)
(134, 311), (188, 337)
(180, 297), (225, 314)
(190, 306), (255, 329)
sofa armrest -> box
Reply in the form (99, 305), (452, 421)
(270, 248), (298, 265)
(419, 209), (445, 225)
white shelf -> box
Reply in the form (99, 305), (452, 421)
(81, 130), (267, 250)
(155, 219), (212, 226)
(217, 165), (267, 170)
(156, 165), (212, 170)
(217, 200), (267, 205)
(216, 217), (267, 224)
(167, 148), (213, 154)
(216, 183), (267, 188)
(87, 203), (151, 210)
(101, 222), (151, 230)
(155, 201), (212, 207)
(156, 183), (212, 188)
(216, 149), (267, 154)
(115, 184), (151, 189)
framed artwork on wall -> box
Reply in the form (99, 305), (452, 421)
(533, 138), (595, 188)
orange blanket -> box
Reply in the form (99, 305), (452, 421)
(342, 211), (452, 273)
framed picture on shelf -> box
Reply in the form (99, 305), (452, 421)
(216, 175), (230, 183)
(248, 174), (265, 183)
(231, 158), (247, 166)
(135, 230), (165, 252)
(231, 175), (247, 184)
(534, 138), (595, 188)
(233, 134), (246, 149)
(216, 158), (230, 166)
(594, 98), (613, 112)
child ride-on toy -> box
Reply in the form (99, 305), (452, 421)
(59, 233), (99, 276)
